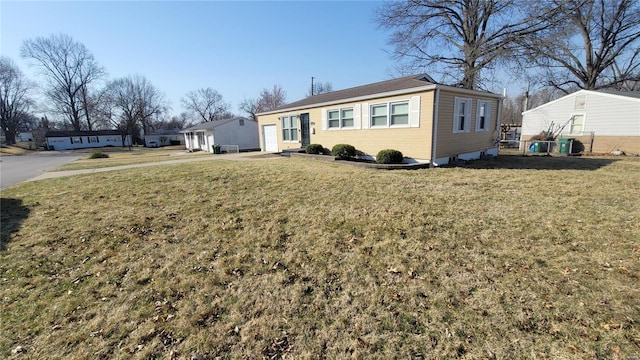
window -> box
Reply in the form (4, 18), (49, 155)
(368, 101), (410, 128)
(570, 114), (585, 135)
(454, 97), (472, 133)
(328, 110), (340, 128)
(371, 104), (388, 126)
(71, 136), (82, 144)
(574, 95), (586, 110)
(239, 119), (245, 126)
(88, 136), (99, 143)
(341, 108), (354, 127)
(390, 102), (409, 125)
(476, 100), (490, 131)
(327, 108), (354, 129)
(282, 115), (298, 141)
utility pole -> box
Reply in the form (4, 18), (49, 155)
(311, 76), (314, 96)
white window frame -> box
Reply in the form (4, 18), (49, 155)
(453, 97), (472, 133)
(369, 100), (410, 128)
(569, 113), (585, 135)
(327, 107), (354, 129)
(282, 115), (299, 142)
(475, 100), (490, 132)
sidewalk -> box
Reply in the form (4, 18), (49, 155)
(28, 152), (283, 182)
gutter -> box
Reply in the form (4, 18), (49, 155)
(430, 88), (440, 167)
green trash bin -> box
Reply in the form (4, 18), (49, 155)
(213, 144), (221, 154)
(558, 138), (574, 154)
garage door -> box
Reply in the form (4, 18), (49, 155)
(263, 125), (278, 152)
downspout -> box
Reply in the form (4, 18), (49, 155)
(430, 88), (440, 167)
(496, 96), (503, 153)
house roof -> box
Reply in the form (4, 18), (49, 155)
(180, 117), (252, 133)
(522, 89), (640, 114)
(257, 74), (501, 116)
(45, 130), (121, 137)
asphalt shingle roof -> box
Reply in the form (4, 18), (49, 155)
(263, 74), (438, 114)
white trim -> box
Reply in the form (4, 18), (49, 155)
(568, 113), (586, 135)
(326, 106), (356, 130)
(353, 104), (361, 129)
(475, 100), (490, 132)
(409, 95), (420, 128)
(453, 97), (472, 133)
(321, 109), (327, 130)
(361, 102), (370, 129)
(368, 99), (411, 129)
(522, 89), (640, 116)
(431, 89), (440, 166)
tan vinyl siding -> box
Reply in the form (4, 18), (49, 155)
(312, 92), (434, 159)
(569, 135), (640, 154)
(258, 91), (435, 160)
(258, 113), (304, 152)
(436, 91), (499, 157)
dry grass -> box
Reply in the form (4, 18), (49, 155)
(1, 155), (639, 359)
(0, 143), (36, 156)
(53, 147), (209, 171)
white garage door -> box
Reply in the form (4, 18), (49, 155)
(263, 125), (278, 152)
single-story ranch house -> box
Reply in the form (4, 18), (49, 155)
(181, 117), (259, 153)
(257, 74), (503, 165)
(521, 89), (640, 154)
(45, 130), (131, 150)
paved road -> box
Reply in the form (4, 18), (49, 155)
(0, 153), (82, 190)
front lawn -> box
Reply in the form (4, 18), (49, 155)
(1, 155), (638, 358)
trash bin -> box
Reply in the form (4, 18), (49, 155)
(530, 141), (542, 153)
(558, 138), (574, 154)
(213, 144), (221, 154)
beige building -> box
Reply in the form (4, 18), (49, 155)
(257, 74), (503, 166)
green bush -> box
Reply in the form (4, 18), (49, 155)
(305, 144), (324, 155)
(89, 151), (109, 159)
(376, 149), (404, 164)
(331, 144), (356, 158)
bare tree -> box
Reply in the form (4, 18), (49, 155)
(181, 87), (230, 123)
(238, 97), (259, 121)
(100, 75), (167, 146)
(0, 57), (35, 145)
(153, 112), (194, 130)
(307, 81), (333, 97)
(522, 0), (640, 92)
(257, 84), (287, 112)
(376, 0), (555, 89)
(21, 34), (105, 131)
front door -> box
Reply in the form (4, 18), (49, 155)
(263, 125), (278, 152)
(300, 113), (310, 147)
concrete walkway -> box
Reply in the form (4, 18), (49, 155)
(27, 152), (283, 182)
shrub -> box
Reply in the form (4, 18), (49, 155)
(376, 149), (404, 164)
(331, 144), (356, 158)
(89, 151), (109, 159)
(305, 144), (324, 155)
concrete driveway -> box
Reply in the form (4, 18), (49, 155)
(0, 153), (82, 190)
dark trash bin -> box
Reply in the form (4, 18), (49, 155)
(213, 144), (221, 154)
(559, 138), (574, 154)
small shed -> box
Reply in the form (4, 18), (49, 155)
(181, 117), (259, 153)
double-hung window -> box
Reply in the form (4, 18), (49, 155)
(327, 108), (354, 129)
(370, 101), (409, 127)
(476, 100), (490, 131)
(569, 114), (585, 135)
(454, 97), (472, 133)
(282, 115), (298, 141)
(371, 104), (388, 126)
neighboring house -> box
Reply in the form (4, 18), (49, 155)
(144, 130), (184, 148)
(18, 132), (34, 142)
(521, 90), (640, 154)
(257, 74), (503, 165)
(181, 117), (259, 153)
(45, 130), (131, 150)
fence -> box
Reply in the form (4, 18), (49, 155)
(512, 139), (578, 156)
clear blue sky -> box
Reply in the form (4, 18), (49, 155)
(1, 1), (516, 119)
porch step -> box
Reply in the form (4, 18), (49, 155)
(280, 148), (306, 157)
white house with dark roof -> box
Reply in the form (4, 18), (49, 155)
(521, 89), (640, 154)
(181, 117), (259, 153)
